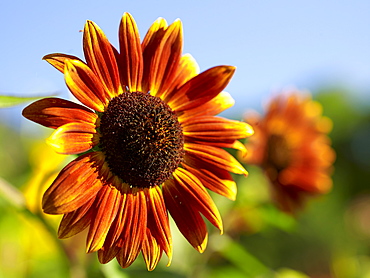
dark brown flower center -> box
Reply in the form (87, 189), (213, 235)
(266, 134), (291, 171)
(99, 92), (184, 188)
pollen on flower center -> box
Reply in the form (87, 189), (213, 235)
(99, 91), (184, 188)
(266, 134), (291, 171)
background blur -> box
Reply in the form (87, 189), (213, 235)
(1, 1), (369, 277)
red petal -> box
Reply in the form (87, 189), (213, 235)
(148, 20), (183, 97)
(183, 163), (237, 201)
(183, 116), (254, 141)
(116, 190), (147, 268)
(172, 168), (223, 233)
(47, 122), (97, 155)
(184, 143), (248, 176)
(161, 54), (199, 102)
(64, 60), (110, 112)
(145, 187), (172, 263)
(178, 91), (234, 121)
(168, 66), (235, 112)
(42, 152), (106, 214)
(119, 13), (143, 92)
(86, 186), (122, 253)
(22, 97), (97, 129)
(83, 20), (121, 97)
(163, 178), (208, 253)
(58, 196), (96, 239)
(43, 53), (83, 73)
(142, 228), (163, 271)
(141, 17), (168, 93)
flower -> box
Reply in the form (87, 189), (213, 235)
(22, 12), (253, 270)
(239, 91), (335, 213)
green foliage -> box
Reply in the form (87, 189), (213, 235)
(0, 95), (44, 108)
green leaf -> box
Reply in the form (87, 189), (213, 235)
(220, 236), (272, 277)
(0, 95), (44, 108)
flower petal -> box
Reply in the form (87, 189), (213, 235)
(64, 60), (110, 112)
(42, 152), (106, 214)
(83, 20), (121, 97)
(142, 228), (163, 271)
(206, 140), (249, 158)
(116, 190), (147, 268)
(119, 12), (143, 92)
(178, 91), (235, 121)
(148, 19), (183, 97)
(172, 168), (223, 233)
(46, 122), (97, 155)
(141, 17), (168, 92)
(161, 53), (199, 102)
(168, 66), (235, 112)
(145, 187), (172, 264)
(185, 143), (248, 176)
(183, 116), (254, 141)
(98, 245), (121, 265)
(163, 178), (208, 253)
(22, 97), (97, 129)
(58, 196), (96, 239)
(43, 53), (83, 73)
(86, 186), (122, 253)
(183, 163), (237, 201)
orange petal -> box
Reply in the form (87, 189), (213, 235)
(98, 245), (121, 265)
(58, 196), (96, 239)
(119, 12), (143, 92)
(99, 191), (126, 250)
(179, 91), (235, 121)
(142, 17), (168, 50)
(161, 53), (199, 102)
(148, 19), (183, 97)
(203, 140), (249, 159)
(43, 53), (83, 73)
(163, 178), (208, 253)
(145, 187), (172, 264)
(97, 190), (126, 264)
(142, 228), (163, 271)
(86, 186), (122, 253)
(47, 122), (97, 155)
(183, 163), (237, 201)
(185, 143), (248, 176)
(172, 168), (223, 233)
(22, 97), (97, 129)
(141, 17), (168, 92)
(64, 60), (110, 112)
(116, 190), (147, 268)
(42, 152), (106, 214)
(183, 116), (254, 141)
(168, 66), (235, 112)
(83, 20), (121, 97)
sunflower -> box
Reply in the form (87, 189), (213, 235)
(22, 13), (253, 270)
(239, 91), (335, 213)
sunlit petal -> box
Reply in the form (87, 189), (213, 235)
(43, 53), (83, 73)
(168, 66), (235, 112)
(163, 179), (208, 252)
(64, 60), (110, 112)
(83, 20), (121, 97)
(42, 152), (106, 214)
(46, 122), (97, 155)
(22, 97), (97, 129)
(185, 143), (248, 176)
(86, 186), (121, 253)
(119, 12), (143, 92)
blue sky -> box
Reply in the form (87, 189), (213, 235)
(1, 0), (370, 122)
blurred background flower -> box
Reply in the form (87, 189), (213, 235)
(239, 90), (336, 212)
(1, 1), (370, 277)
